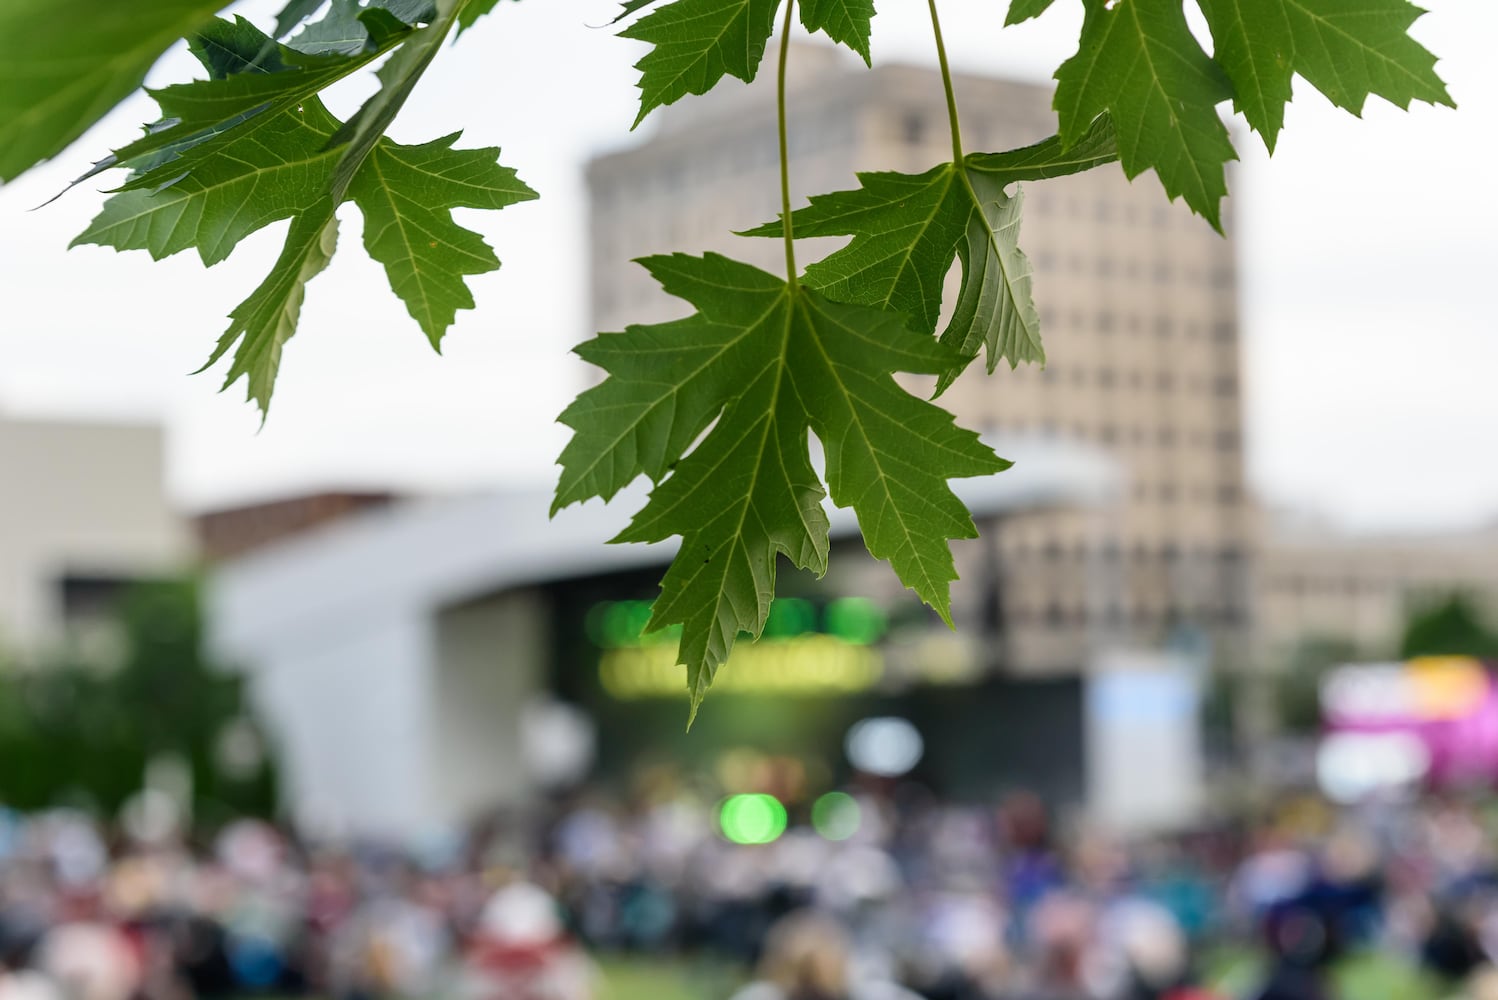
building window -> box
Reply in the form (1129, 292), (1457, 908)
(902, 112), (926, 145)
(1096, 312), (1115, 332)
(1096, 368), (1116, 388)
(1154, 317), (1173, 338)
(1215, 430), (1239, 451)
(1156, 427), (1177, 447)
(1213, 375), (1238, 397)
(1212, 321), (1236, 341)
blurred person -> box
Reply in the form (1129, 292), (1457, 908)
(464, 881), (595, 1000)
(728, 910), (921, 1000)
(33, 921), (139, 1000)
(0, 923), (58, 1000)
(329, 882), (450, 1000)
(1249, 900), (1338, 1000)
(1463, 965), (1498, 1000)
(998, 794), (1065, 926)
(1019, 892), (1094, 1000)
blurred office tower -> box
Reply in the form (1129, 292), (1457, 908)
(587, 47), (1250, 672)
(0, 415), (189, 657)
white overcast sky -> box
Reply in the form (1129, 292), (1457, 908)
(0, 0), (1493, 532)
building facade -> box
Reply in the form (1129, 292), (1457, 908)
(208, 447), (1126, 839)
(0, 415), (189, 658)
(587, 48), (1252, 672)
(1256, 513), (1498, 657)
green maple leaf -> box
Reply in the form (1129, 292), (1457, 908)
(67, 13), (413, 195)
(1054, 0), (1236, 229)
(1005, 0), (1057, 25)
(621, 0), (876, 126)
(328, 0), (469, 200)
(349, 135), (537, 346)
(1198, 0), (1452, 153)
(456, 0), (519, 31)
(201, 203), (343, 411)
(554, 253), (1005, 721)
(290, 0), (436, 55)
(747, 117), (1118, 390)
(608, 0), (666, 24)
(799, 0), (875, 64)
(0, 0), (232, 181)
(74, 16), (535, 413)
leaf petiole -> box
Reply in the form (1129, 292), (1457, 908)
(926, 0), (964, 164)
(776, 0), (798, 288)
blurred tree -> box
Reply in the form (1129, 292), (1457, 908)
(1399, 593), (1498, 660)
(0, 578), (277, 825)
(1275, 635), (1367, 736)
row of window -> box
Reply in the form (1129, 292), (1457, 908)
(1031, 367), (1239, 397)
(1004, 542), (1247, 564)
(1130, 482), (1244, 505)
(1030, 251), (1233, 288)
(1266, 575), (1409, 597)
(1004, 602), (1247, 629)
(1034, 312), (1238, 342)
(986, 420), (1239, 451)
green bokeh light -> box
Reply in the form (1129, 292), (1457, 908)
(719, 793), (788, 845)
(586, 600), (682, 648)
(811, 791), (861, 841)
(764, 597), (816, 638)
(824, 597), (887, 645)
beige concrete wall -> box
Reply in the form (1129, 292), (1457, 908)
(431, 590), (548, 824)
(1256, 520), (1498, 658)
(0, 417), (189, 655)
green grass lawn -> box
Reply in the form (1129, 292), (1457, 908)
(600, 949), (1452, 1000)
(1205, 948), (1449, 1000)
(598, 956), (743, 1000)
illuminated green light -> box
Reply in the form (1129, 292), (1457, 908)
(588, 600), (682, 648)
(719, 794), (787, 845)
(825, 597), (887, 645)
(764, 597), (816, 638)
(811, 791), (861, 841)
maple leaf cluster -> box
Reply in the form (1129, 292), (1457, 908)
(0, 0), (1454, 721)
(554, 0), (1452, 718)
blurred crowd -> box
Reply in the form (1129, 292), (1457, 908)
(5, 785), (1498, 1000)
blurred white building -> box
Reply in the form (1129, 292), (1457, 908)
(0, 415), (190, 658)
(207, 437), (1154, 841)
